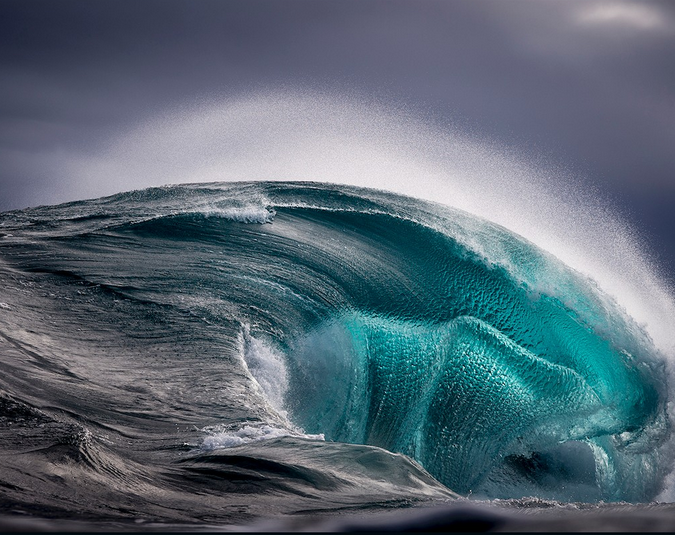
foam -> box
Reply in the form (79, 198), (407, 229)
(201, 424), (324, 451)
(196, 205), (275, 224)
(238, 325), (289, 417)
(203, 326), (324, 452)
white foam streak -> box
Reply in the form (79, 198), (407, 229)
(200, 326), (326, 452)
(201, 424), (324, 450)
(62, 90), (675, 355)
(239, 325), (289, 417)
(199, 205), (275, 224)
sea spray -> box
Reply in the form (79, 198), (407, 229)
(56, 91), (675, 357)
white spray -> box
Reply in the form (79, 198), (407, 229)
(59, 89), (675, 357)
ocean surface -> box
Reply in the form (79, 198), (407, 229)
(0, 181), (673, 530)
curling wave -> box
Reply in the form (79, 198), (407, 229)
(0, 181), (670, 511)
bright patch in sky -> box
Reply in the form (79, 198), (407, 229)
(575, 2), (670, 31)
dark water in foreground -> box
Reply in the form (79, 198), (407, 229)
(0, 182), (672, 530)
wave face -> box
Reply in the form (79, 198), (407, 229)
(0, 182), (671, 522)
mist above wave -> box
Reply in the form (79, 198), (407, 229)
(48, 90), (674, 357)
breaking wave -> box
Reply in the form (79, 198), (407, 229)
(0, 182), (672, 512)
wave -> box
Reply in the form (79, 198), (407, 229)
(0, 181), (670, 514)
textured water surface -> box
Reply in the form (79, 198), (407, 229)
(0, 182), (671, 527)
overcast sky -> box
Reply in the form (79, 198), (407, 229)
(1, 0), (674, 281)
